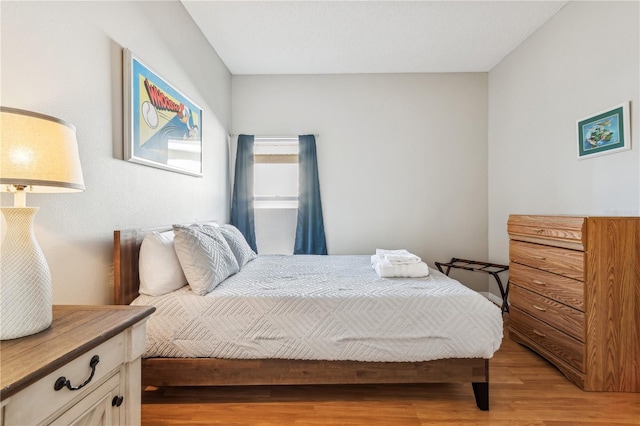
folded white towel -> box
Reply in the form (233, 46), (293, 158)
(373, 260), (430, 278)
(371, 249), (429, 278)
(374, 249), (421, 264)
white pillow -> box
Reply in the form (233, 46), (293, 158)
(218, 224), (257, 268)
(173, 224), (239, 295)
(139, 230), (188, 296)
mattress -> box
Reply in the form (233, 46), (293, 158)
(132, 255), (503, 361)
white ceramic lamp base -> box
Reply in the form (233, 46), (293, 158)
(0, 207), (52, 340)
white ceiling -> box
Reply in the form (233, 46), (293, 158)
(182, 1), (568, 75)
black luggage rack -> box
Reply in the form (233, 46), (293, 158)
(435, 258), (509, 314)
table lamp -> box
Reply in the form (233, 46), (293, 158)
(1, 107), (85, 340)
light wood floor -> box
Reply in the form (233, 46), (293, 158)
(142, 324), (640, 425)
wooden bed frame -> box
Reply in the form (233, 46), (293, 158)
(113, 224), (491, 410)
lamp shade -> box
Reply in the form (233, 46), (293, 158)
(1, 107), (85, 339)
(1, 107), (85, 193)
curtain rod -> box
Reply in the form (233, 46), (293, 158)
(229, 134), (319, 139)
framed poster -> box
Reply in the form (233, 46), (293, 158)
(577, 101), (630, 159)
(123, 48), (203, 176)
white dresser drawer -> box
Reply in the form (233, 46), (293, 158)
(3, 333), (125, 426)
(49, 373), (121, 426)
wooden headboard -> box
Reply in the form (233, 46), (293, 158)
(113, 220), (217, 305)
(113, 224), (172, 305)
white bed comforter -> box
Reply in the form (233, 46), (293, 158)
(132, 255), (503, 361)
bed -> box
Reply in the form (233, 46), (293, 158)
(113, 223), (503, 410)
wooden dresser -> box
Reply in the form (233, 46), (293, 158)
(0, 305), (155, 425)
(507, 215), (639, 392)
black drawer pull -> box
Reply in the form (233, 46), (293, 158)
(54, 355), (100, 391)
(112, 395), (124, 407)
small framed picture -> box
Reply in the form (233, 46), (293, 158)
(577, 101), (630, 159)
(123, 48), (203, 176)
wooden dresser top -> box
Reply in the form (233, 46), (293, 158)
(0, 305), (155, 400)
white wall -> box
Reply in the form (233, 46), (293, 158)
(488, 0), (640, 283)
(1, 1), (232, 304)
(7, 2), (626, 305)
(233, 73), (491, 291)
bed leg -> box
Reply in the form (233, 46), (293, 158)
(471, 382), (489, 411)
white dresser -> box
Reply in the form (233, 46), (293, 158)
(1, 305), (155, 425)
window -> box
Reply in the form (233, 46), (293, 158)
(253, 138), (298, 254)
(253, 138), (298, 209)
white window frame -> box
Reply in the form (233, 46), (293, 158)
(253, 137), (299, 209)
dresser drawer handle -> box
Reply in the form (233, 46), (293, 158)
(532, 280), (546, 286)
(533, 255), (546, 260)
(533, 304), (547, 312)
(532, 329), (546, 338)
(112, 395), (124, 407)
(54, 355), (100, 391)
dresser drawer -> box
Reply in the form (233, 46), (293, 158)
(509, 262), (584, 311)
(507, 215), (585, 249)
(49, 372), (120, 426)
(510, 240), (584, 281)
(3, 333), (125, 426)
(510, 285), (584, 342)
(510, 307), (584, 372)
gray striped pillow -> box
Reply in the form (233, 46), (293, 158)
(219, 224), (258, 268)
(173, 224), (239, 295)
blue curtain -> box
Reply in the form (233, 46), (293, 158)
(294, 135), (327, 255)
(230, 134), (258, 252)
